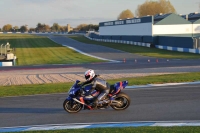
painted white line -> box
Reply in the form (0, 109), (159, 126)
(47, 37), (120, 63)
(125, 81), (200, 89)
(52, 64), (65, 65)
(1, 121), (200, 132)
(63, 45), (120, 63)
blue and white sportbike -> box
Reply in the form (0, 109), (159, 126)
(63, 80), (131, 113)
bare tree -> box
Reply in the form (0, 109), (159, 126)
(117, 9), (134, 20)
(136, 0), (176, 17)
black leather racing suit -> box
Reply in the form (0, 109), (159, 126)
(81, 75), (110, 102)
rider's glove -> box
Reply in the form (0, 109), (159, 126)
(78, 82), (84, 87)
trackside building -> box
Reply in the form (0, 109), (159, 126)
(181, 12), (200, 37)
(88, 13), (200, 54)
(99, 16), (153, 36)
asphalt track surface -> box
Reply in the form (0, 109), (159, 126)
(0, 84), (200, 127)
(0, 35), (200, 127)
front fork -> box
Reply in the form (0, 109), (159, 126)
(68, 96), (93, 110)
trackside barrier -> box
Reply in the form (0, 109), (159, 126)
(84, 35), (151, 48)
(85, 35), (200, 54)
(155, 45), (200, 54)
(0, 61), (13, 66)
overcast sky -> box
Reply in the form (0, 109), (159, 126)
(0, 0), (199, 28)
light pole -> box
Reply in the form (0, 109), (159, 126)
(4, 43), (9, 56)
(4, 44), (7, 55)
(0, 44), (3, 55)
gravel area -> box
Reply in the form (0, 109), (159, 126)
(0, 67), (186, 86)
(0, 65), (200, 86)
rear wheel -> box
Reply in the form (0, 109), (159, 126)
(110, 92), (130, 110)
(63, 99), (83, 113)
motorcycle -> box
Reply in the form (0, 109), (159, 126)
(63, 80), (131, 113)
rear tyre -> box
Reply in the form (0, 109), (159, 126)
(63, 99), (83, 113)
(111, 92), (131, 110)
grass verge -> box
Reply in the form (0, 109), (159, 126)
(8, 126), (200, 133)
(68, 35), (200, 59)
(0, 72), (200, 97)
(0, 34), (104, 66)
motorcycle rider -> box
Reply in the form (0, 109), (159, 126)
(79, 69), (110, 109)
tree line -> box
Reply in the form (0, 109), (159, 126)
(0, 23), (65, 32)
(0, 23), (99, 32)
(118, 0), (176, 19)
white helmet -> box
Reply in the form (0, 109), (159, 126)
(84, 69), (95, 81)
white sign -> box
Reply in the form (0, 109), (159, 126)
(126, 19), (141, 24)
(115, 21), (124, 25)
(104, 22), (114, 26)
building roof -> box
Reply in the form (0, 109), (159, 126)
(154, 13), (191, 25)
(154, 13), (171, 24)
(181, 12), (200, 23)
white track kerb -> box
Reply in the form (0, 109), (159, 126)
(1, 121), (200, 132)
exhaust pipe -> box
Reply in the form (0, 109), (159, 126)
(110, 100), (122, 106)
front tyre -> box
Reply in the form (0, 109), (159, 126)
(63, 99), (83, 113)
(111, 92), (131, 110)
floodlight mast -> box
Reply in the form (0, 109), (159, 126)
(4, 44), (7, 55)
(0, 44), (3, 55)
(4, 43), (10, 56)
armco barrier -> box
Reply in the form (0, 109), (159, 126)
(85, 35), (200, 54)
(156, 45), (200, 54)
(89, 34), (145, 43)
(85, 35), (151, 48)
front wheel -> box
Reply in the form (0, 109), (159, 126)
(63, 99), (83, 113)
(110, 92), (131, 110)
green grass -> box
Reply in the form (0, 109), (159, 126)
(0, 72), (200, 97)
(0, 34), (104, 65)
(0, 83), (73, 97)
(9, 126), (200, 133)
(68, 35), (200, 59)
